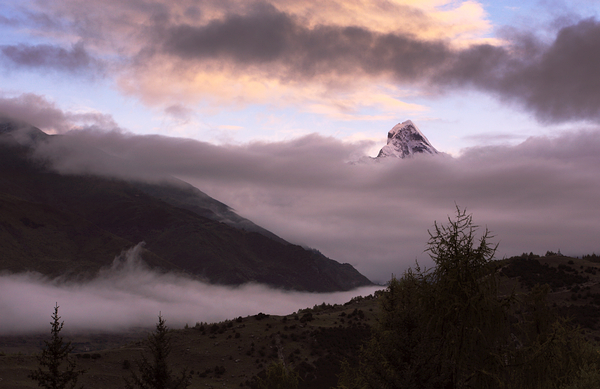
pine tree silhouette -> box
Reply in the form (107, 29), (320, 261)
(125, 314), (191, 389)
(29, 304), (85, 389)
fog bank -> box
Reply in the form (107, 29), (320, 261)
(0, 244), (381, 335)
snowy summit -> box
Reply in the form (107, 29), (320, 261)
(377, 120), (438, 159)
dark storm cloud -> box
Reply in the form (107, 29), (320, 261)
(157, 8), (600, 123)
(163, 5), (295, 63)
(159, 4), (450, 80)
(437, 18), (600, 124)
(1, 41), (104, 75)
(24, 119), (600, 283)
(6, 1), (599, 124)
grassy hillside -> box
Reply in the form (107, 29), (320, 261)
(0, 297), (378, 389)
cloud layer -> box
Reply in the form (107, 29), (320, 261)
(4, 1), (600, 124)
(0, 93), (118, 134)
(0, 244), (381, 334)
(16, 112), (598, 283)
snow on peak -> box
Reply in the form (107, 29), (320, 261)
(376, 120), (438, 159)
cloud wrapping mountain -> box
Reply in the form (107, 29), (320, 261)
(12, 115), (597, 283)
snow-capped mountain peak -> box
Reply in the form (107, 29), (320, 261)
(376, 120), (438, 159)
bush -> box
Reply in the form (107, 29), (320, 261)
(257, 361), (299, 389)
(255, 313), (270, 321)
(299, 313), (313, 323)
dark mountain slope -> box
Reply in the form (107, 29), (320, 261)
(132, 180), (288, 245)
(0, 192), (135, 276)
(0, 122), (372, 291)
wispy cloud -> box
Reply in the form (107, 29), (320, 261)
(1, 41), (105, 76)
(0, 93), (119, 134)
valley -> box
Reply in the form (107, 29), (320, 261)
(3, 253), (600, 388)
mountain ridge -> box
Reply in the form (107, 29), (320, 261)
(0, 120), (372, 291)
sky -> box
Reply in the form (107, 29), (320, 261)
(2, 0), (600, 332)
(2, 0), (600, 153)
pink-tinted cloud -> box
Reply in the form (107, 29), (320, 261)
(24, 117), (600, 283)
(149, 10), (600, 124)
(13, 1), (586, 124)
(0, 93), (119, 134)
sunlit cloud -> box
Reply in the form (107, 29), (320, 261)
(10, 0), (494, 123)
(274, 0), (494, 44)
(5, 1), (600, 126)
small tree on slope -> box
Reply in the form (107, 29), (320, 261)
(125, 314), (191, 389)
(28, 304), (85, 389)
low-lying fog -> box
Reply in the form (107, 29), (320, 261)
(0, 244), (382, 335)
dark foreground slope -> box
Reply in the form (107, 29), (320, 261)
(0, 121), (371, 291)
(3, 253), (600, 389)
(0, 256), (600, 389)
(0, 297), (378, 389)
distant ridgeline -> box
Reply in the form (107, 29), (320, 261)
(0, 119), (372, 292)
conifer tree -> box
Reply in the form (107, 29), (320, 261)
(338, 207), (600, 389)
(28, 304), (85, 389)
(125, 314), (191, 389)
(424, 206), (508, 388)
